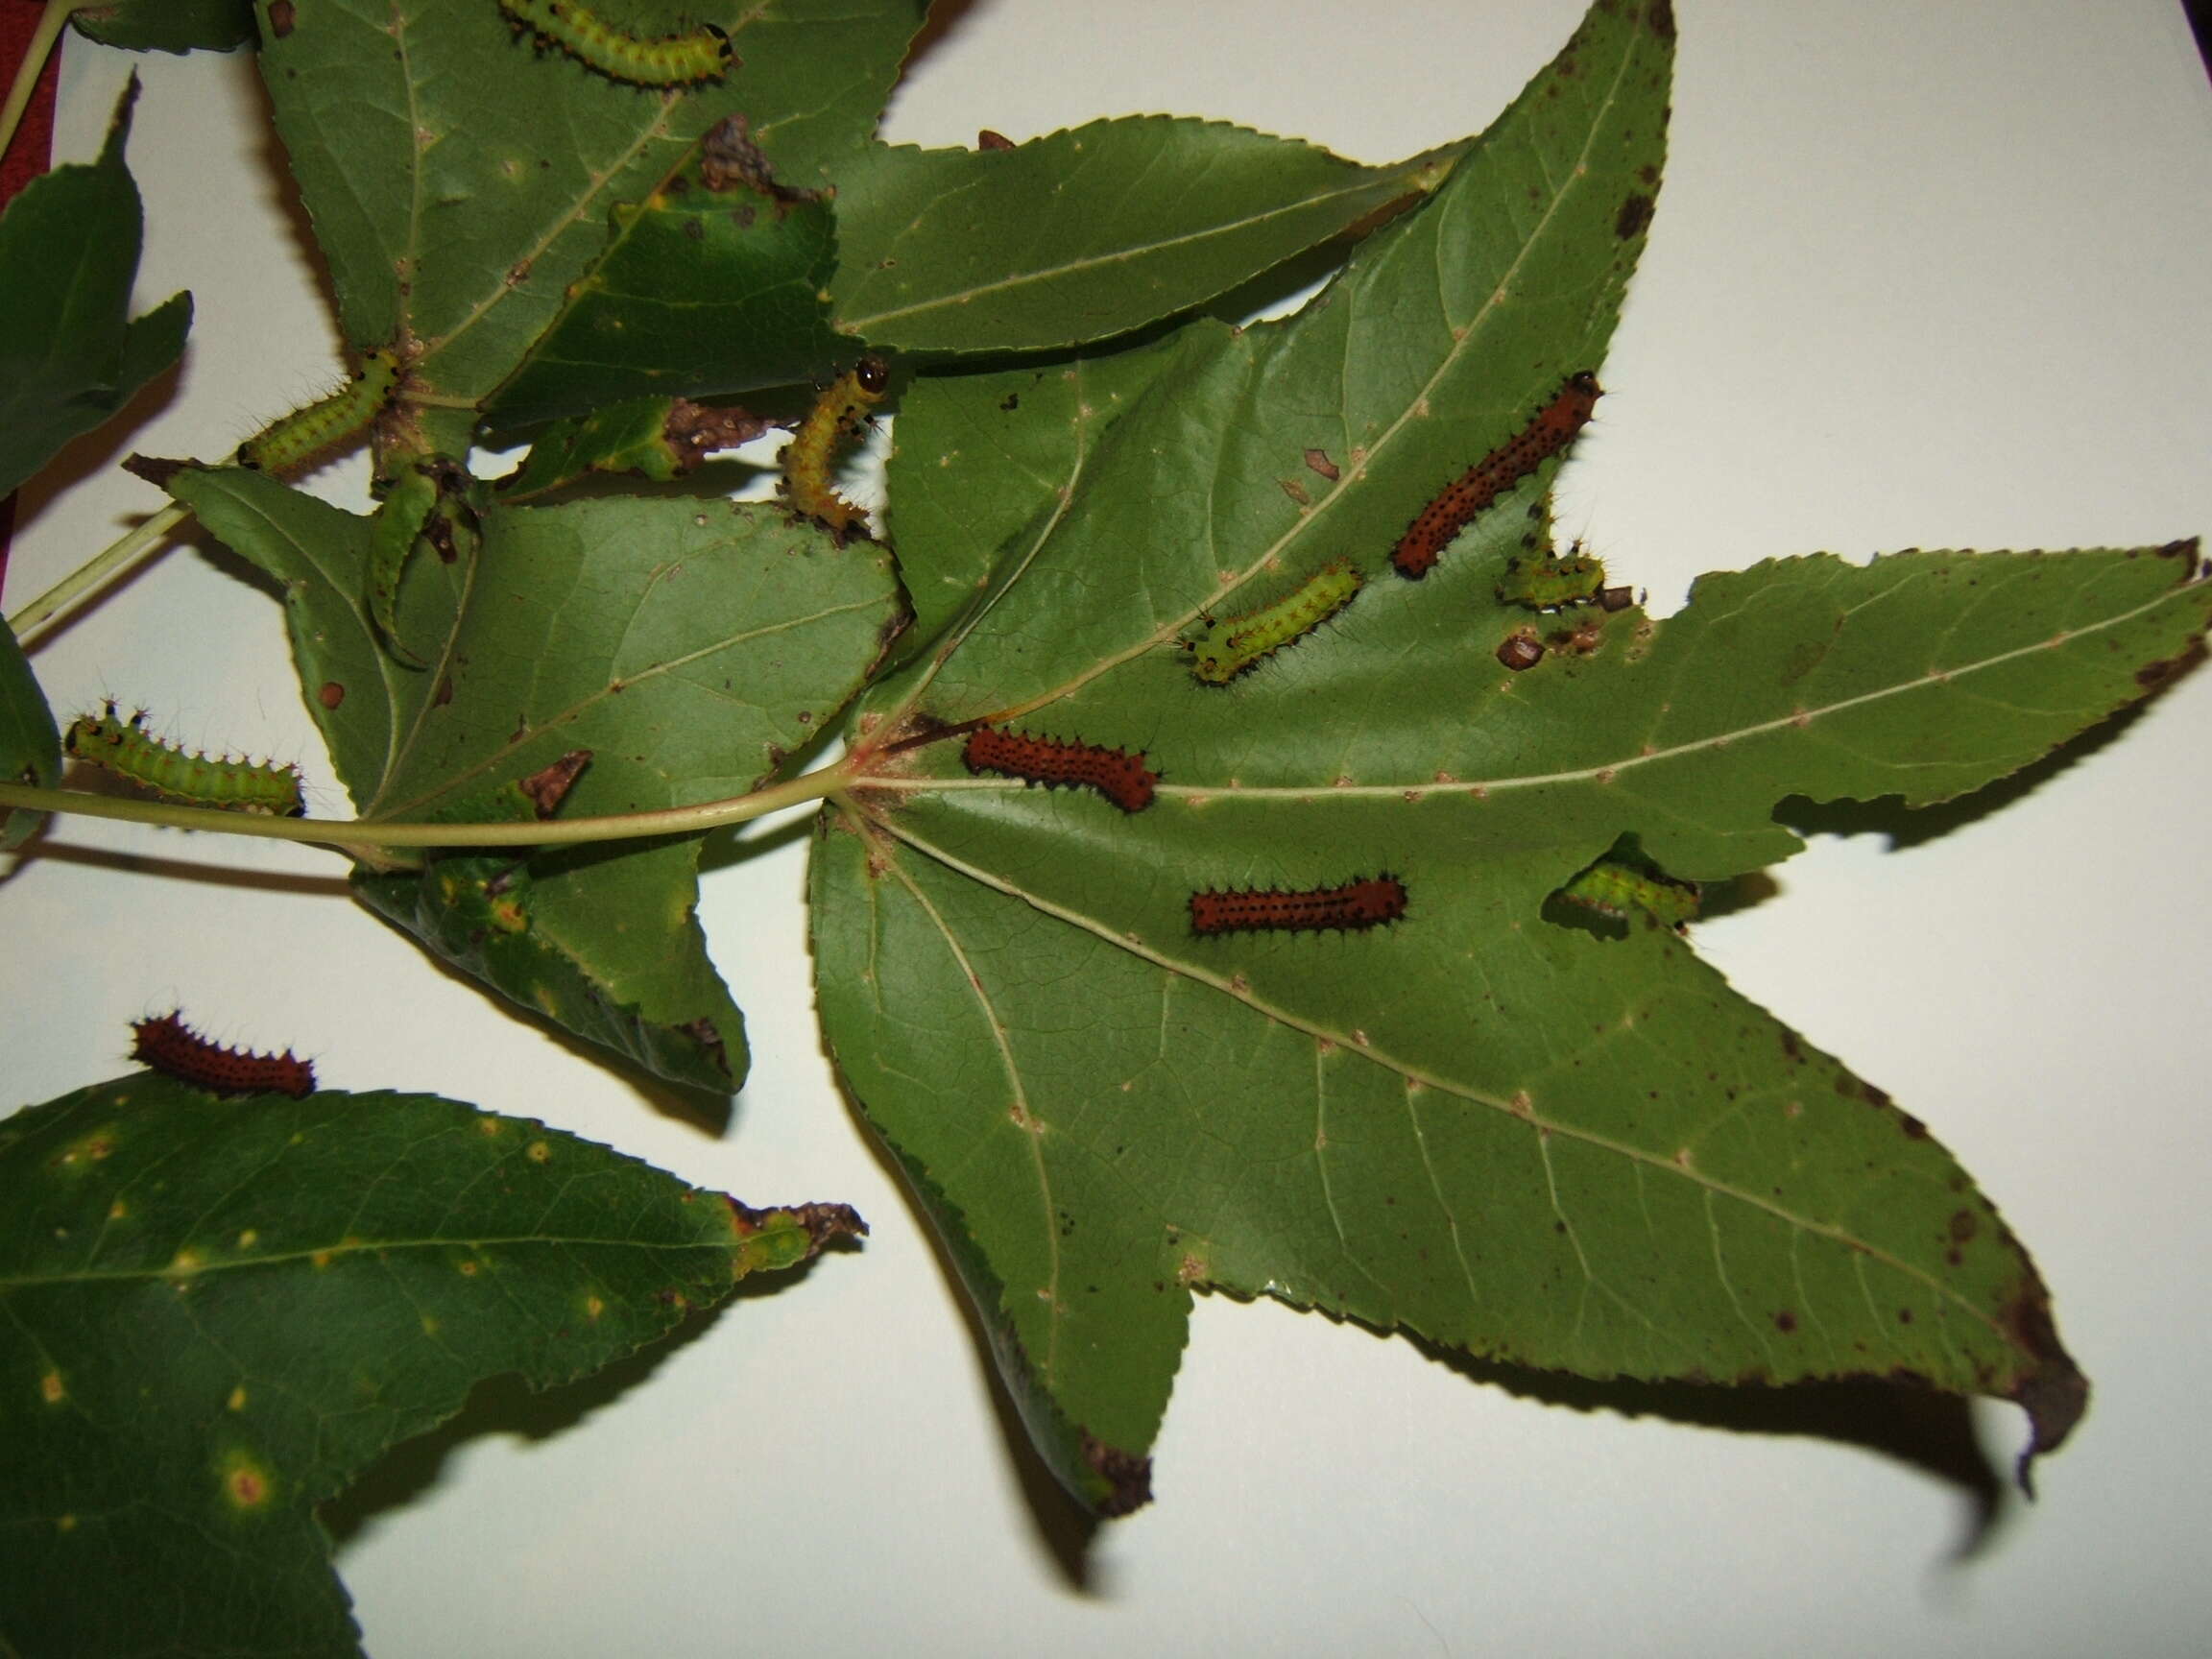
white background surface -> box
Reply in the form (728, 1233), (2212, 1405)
(8, 1), (2212, 1653)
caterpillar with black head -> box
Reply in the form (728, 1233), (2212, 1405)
(234, 350), (399, 477)
(963, 725), (1157, 813)
(497, 0), (735, 87)
(1184, 560), (1363, 685)
(1190, 875), (1407, 936)
(1497, 539), (1608, 612)
(131, 1011), (315, 1098)
(64, 702), (304, 816)
(781, 355), (889, 543)
(1393, 373), (1601, 579)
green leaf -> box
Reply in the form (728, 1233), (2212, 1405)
(830, 119), (1465, 354)
(70, 0), (258, 53)
(0, 1071), (864, 1659)
(352, 841), (747, 1094)
(0, 76), (191, 501)
(255, 0), (921, 404)
(0, 615), (61, 853)
(808, 0), (2178, 1512)
(496, 396), (776, 500)
(166, 466), (903, 1089)
(880, 345), (1185, 668)
(484, 148), (842, 429)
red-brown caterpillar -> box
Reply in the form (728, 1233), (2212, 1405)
(1190, 875), (1407, 935)
(1392, 372), (1601, 579)
(130, 1011), (316, 1098)
(963, 726), (1157, 812)
(781, 355), (889, 544)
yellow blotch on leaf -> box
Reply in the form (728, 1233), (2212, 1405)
(217, 1447), (277, 1514)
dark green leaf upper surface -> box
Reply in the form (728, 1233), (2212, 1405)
(0, 1073), (863, 1659)
(0, 79), (190, 501)
(809, 0), (2182, 1511)
(831, 120), (1466, 354)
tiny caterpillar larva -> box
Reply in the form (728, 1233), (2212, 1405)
(234, 350), (399, 476)
(131, 1011), (316, 1098)
(1184, 560), (1363, 685)
(963, 726), (1158, 813)
(496, 0), (734, 87)
(64, 702), (304, 816)
(1558, 858), (1700, 931)
(1497, 540), (1608, 611)
(1189, 875), (1407, 936)
(1393, 373), (1601, 579)
(781, 355), (889, 544)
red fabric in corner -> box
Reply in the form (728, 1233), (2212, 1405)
(0, 3), (64, 596)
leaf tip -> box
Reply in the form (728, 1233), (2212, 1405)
(1999, 1279), (2089, 1498)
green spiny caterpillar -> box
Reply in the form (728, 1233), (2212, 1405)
(1184, 559), (1363, 685)
(1498, 540), (1608, 611)
(781, 355), (889, 543)
(64, 702), (305, 816)
(1558, 857), (1700, 931)
(234, 349), (400, 476)
(497, 0), (734, 88)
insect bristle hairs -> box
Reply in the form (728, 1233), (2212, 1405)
(234, 349), (401, 477)
(64, 702), (306, 816)
(131, 1011), (316, 1098)
(1189, 875), (1407, 936)
(1184, 560), (1364, 685)
(963, 725), (1158, 812)
(496, 0), (735, 87)
(1392, 372), (1601, 579)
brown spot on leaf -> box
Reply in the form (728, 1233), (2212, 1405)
(675, 1017), (731, 1078)
(1774, 1310), (1798, 1334)
(699, 115), (810, 205)
(1949, 1210), (1979, 1243)
(1999, 1278), (2089, 1493)
(268, 0), (297, 36)
(1082, 1432), (1154, 1517)
(517, 750), (591, 819)
(1497, 629), (1545, 671)
(725, 1196), (868, 1253)
(1615, 192), (1654, 239)
(1647, 0), (1676, 39)
(1303, 447), (1340, 481)
(318, 681), (345, 709)
(665, 399), (775, 469)
(977, 129), (1015, 151)
(122, 453), (188, 489)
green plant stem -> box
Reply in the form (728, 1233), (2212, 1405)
(6, 502), (189, 643)
(0, 758), (855, 854)
(0, 1), (73, 167)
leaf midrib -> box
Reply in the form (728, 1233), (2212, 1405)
(0, 1231), (735, 1291)
(835, 152), (1433, 335)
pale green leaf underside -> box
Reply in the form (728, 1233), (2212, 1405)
(807, 0), (2179, 1509)
(832, 118), (1466, 353)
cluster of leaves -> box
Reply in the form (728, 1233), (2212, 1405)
(2, 0), (2208, 1650)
